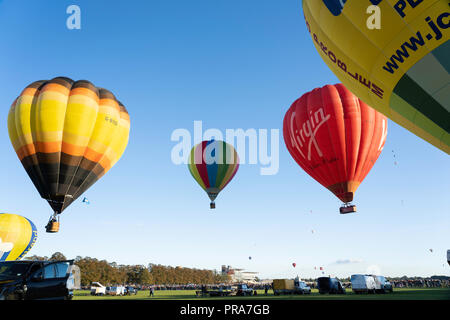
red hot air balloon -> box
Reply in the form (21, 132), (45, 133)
(283, 84), (387, 214)
(292, 263), (296, 268)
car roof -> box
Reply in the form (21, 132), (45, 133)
(0, 260), (35, 264)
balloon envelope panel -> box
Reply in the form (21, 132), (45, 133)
(302, 0), (449, 154)
(0, 213), (38, 261)
(7, 77), (130, 214)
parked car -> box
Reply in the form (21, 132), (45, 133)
(373, 276), (393, 293)
(351, 274), (377, 294)
(90, 282), (106, 296)
(0, 260), (75, 300)
(235, 284), (254, 296)
(317, 277), (346, 294)
(297, 281), (311, 294)
(208, 286), (233, 297)
(124, 286), (138, 295)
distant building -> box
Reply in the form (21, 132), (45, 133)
(221, 265), (258, 283)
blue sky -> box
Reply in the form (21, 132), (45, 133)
(0, 0), (448, 279)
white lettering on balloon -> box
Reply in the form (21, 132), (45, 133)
(291, 108), (331, 160)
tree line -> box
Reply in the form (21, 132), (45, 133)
(26, 252), (230, 287)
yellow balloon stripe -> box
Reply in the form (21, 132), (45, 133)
(188, 146), (206, 190)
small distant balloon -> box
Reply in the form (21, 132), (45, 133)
(292, 263), (296, 268)
(249, 256), (252, 260)
(429, 249), (433, 253)
(82, 197), (90, 205)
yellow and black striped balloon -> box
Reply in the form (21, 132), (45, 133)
(8, 77), (130, 214)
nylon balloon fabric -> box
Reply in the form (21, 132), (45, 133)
(0, 213), (38, 261)
(7, 77), (130, 214)
(283, 84), (387, 203)
(188, 140), (239, 206)
(302, 0), (449, 154)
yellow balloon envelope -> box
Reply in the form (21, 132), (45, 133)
(302, 0), (449, 153)
(0, 213), (38, 261)
(7, 77), (131, 216)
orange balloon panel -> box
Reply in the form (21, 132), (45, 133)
(283, 84), (387, 203)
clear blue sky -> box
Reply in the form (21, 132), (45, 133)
(0, 0), (448, 279)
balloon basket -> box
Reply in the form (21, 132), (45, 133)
(46, 221), (60, 233)
(46, 214), (60, 233)
(210, 202), (216, 209)
(340, 205), (356, 214)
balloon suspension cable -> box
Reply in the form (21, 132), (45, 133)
(51, 211), (60, 220)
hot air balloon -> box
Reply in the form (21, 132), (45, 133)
(283, 84), (387, 214)
(188, 140), (239, 209)
(292, 263), (297, 268)
(0, 213), (38, 261)
(8, 77), (130, 232)
(302, 0), (449, 154)
(249, 256), (252, 260)
(447, 250), (450, 266)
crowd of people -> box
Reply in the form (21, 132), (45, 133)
(391, 279), (448, 288)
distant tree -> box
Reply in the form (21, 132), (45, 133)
(25, 255), (47, 261)
(49, 252), (67, 261)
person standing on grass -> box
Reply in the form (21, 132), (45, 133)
(149, 286), (154, 297)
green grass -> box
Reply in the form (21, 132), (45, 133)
(74, 288), (450, 300)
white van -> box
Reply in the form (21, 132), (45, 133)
(351, 274), (376, 294)
(90, 282), (106, 296)
(106, 286), (125, 296)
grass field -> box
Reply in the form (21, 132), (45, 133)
(73, 288), (450, 300)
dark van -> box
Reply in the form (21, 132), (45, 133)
(317, 277), (346, 294)
(0, 260), (75, 300)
